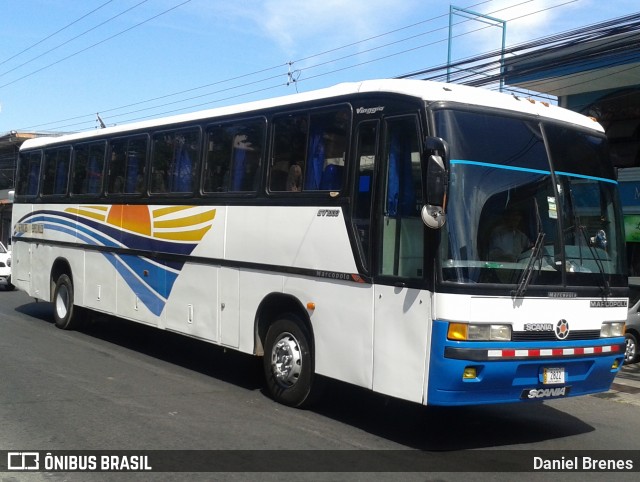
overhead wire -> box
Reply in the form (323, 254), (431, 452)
(13, 0), (496, 131)
(0, 0), (150, 80)
(390, 7), (640, 110)
(0, 0), (115, 68)
(0, 0), (191, 90)
(11, 0), (630, 133)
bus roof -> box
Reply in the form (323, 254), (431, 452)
(20, 78), (603, 150)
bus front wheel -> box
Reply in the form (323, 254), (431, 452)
(53, 274), (82, 330)
(263, 316), (315, 407)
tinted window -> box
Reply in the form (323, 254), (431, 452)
(269, 107), (350, 192)
(151, 128), (200, 194)
(73, 142), (106, 195)
(203, 119), (264, 193)
(108, 136), (148, 194)
(42, 147), (71, 196)
(17, 151), (42, 196)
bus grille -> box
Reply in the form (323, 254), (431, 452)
(511, 330), (601, 341)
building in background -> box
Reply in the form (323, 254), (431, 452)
(0, 131), (49, 247)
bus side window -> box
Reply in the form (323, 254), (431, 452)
(42, 147), (71, 196)
(152, 128), (200, 194)
(17, 151), (42, 196)
(204, 126), (232, 193)
(109, 136), (147, 194)
(109, 140), (126, 194)
(203, 119), (264, 194)
(304, 108), (350, 192)
(73, 142), (105, 195)
(379, 116), (424, 279)
(228, 120), (264, 192)
(124, 137), (148, 194)
(353, 121), (378, 270)
(270, 114), (308, 192)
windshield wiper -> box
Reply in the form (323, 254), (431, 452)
(512, 231), (546, 299)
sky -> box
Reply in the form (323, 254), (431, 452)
(0, 0), (639, 135)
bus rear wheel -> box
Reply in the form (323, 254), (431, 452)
(53, 274), (82, 330)
(263, 316), (315, 407)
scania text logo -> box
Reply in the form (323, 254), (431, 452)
(522, 387), (570, 399)
(524, 323), (554, 332)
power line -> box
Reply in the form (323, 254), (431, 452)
(0, 0), (191, 90)
(100, 0), (579, 127)
(0, 0), (149, 80)
(16, 0), (495, 131)
(0, 0), (115, 68)
(14, 0), (619, 133)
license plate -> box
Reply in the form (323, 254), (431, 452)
(543, 367), (565, 385)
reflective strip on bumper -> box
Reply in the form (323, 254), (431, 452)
(445, 343), (624, 361)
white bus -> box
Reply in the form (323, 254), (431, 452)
(12, 79), (627, 407)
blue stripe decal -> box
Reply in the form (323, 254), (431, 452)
(32, 215), (120, 247)
(106, 254), (165, 317)
(41, 223), (170, 314)
(451, 159), (617, 185)
(19, 211), (193, 316)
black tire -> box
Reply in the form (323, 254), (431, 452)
(263, 315), (316, 407)
(625, 332), (638, 365)
(53, 274), (82, 330)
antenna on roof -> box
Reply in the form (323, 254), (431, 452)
(96, 113), (106, 129)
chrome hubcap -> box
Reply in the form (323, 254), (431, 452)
(271, 332), (302, 387)
(56, 285), (69, 319)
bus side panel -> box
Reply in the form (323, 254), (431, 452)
(224, 206), (359, 273)
(285, 277), (374, 390)
(238, 270), (284, 355)
(164, 263), (219, 342)
(11, 204), (35, 292)
(12, 238), (32, 287)
(220, 267), (240, 348)
(372, 285), (431, 404)
(83, 250), (117, 314)
(27, 204), (84, 303)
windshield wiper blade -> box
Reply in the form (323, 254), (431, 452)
(513, 231), (545, 299)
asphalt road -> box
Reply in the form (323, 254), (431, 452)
(1, 288), (639, 481)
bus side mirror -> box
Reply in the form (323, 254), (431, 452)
(421, 137), (449, 229)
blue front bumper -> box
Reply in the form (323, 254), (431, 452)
(427, 320), (625, 406)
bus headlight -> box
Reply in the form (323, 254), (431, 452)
(600, 322), (625, 337)
(448, 322), (511, 341)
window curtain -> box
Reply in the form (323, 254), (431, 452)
(125, 152), (139, 193)
(171, 140), (192, 192)
(230, 146), (246, 191)
(54, 157), (68, 194)
(304, 130), (324, 190)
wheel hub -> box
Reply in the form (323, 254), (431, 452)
(271, 333), (302, 387)
(56, 285), (69, 319)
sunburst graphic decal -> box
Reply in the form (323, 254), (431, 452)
(16, 205), (217, 316)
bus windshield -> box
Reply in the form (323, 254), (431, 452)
(434, 109), (626, 289)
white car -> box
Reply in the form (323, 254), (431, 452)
(0, 242), (14, 290)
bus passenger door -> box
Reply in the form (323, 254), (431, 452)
(372, 115), (431, 404)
